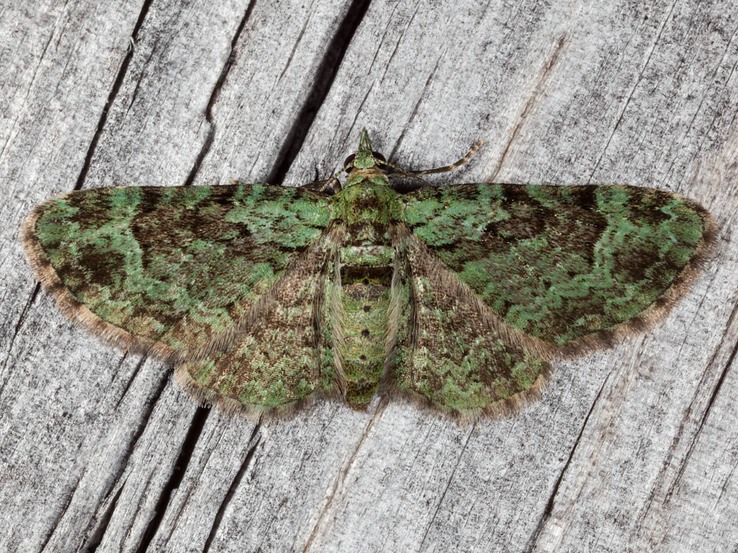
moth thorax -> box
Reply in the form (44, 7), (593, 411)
(335, 180), (402, 227)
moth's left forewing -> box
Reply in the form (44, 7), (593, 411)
(388, 183), (715, 419)
(401, 182), (716, 355)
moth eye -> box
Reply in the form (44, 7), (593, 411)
(344, 154), (356, 168)
(372, 151), (386, 162)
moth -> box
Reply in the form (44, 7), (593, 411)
(22, 130), (715, 420)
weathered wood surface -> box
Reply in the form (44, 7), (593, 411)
(1, 0), (737, 551)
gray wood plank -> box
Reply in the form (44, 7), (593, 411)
(1, 0), (736, 552)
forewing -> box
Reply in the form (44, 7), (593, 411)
(384, 228), (551, 418)
(402, 184), (714, 349)
(22, 184), (332, 358)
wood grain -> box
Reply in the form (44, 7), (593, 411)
(1, 0), (736, 551)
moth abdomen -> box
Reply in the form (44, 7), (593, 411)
(337, 240), (394, 410)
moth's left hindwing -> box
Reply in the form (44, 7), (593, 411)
(22, 184), (333, 359)
(385, 229), (552, 418)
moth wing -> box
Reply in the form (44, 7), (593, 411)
(383, 228), (552, 419)
(401, 184), (715, 351)
(175, 228), (342, 414)
(22, 184), (333, 359)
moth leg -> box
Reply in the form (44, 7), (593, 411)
(300, 176), (342, 194)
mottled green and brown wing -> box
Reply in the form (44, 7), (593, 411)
(22, 184), (332, 359)
(175, 228), (342, 414)
(402, 184), (714, 351)
(384, 228), (552, 418)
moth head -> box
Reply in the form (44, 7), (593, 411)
(344, 129), (387, 172)
(343, 151), (387, 171)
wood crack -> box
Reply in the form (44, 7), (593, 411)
(73, 368), (169, 549)
(664, 335), (738, 503)
(181, 0), (256, 188)
(301, 402), (387, 552)
(135, 406), (211, 552)
(367, 3), (400, 72)
(523, 365), (617, 552)
(266, 0), (372, 185)
(346, 83), (375, 142)
(490, 33), (567, 182)
(112, 354), (146, 410)
(378, 2), (419, 86)
(38, 473), (84, 552)
(636, 280), (735, 526)
(275, 15), (312, 88)
(0, 283), (40, 394)
(202, 420), (262, 552)
(587, 0), (679, 183)
(123, 39), (161, 118)
(417, 424), (476, 551)
(0, 23), (55, 161)
(665, 22), (738, 188)
(72, 0), (156, 192)
(79, 483), (125, 552)
(390, 47), (448, 163)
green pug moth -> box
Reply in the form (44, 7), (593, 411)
(22, 130), (715, 420)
